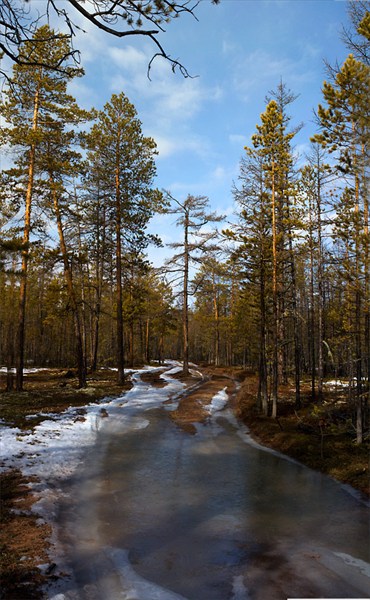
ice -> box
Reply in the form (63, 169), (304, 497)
(103, 547), (189, 600)
(0, 362), (185, 523)
(334, 552), (370, 577)
(231, 575), (250, 600)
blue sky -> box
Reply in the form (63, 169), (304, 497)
(4, 0), (351, 265)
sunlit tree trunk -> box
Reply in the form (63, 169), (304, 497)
(51, 178), (87, 388)
(258, 262), (269, 415)
(212, 270), (220, 367)
(115, 157), (125, 384)
(183, 210), (190, 376)
(271, 163), (279, 418)
(16, 84), (40, 391)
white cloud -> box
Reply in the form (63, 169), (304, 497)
(154, 136), (178, 159)
(222, 38), (237, 56)
(108, 45), (148, 71)
(68, 79), (98, 110)
(151, 132), (211, 160)
(211, 166), (227, 181)
(229, 134), (247, 146)
(104, 43), (222, 125)
(232, 49), (317, 101)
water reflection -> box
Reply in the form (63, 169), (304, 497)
(54, 399), (370, 600)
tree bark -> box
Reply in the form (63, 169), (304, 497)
(183, 210), (190, 376)
(115, 159), (125, 384)
(271, 164), (279, 418)
(51, 179), (87, 388)
(258, 263), (269, 415)
(16, 84), (40, 391)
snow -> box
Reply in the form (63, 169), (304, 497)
(0, 361), (193, 598)
(0, 362), (186, 515)
(0, 361), (233, 599)
(204, 386), (228, 414)
(102, 547), (189, 600)
(334, 552), (370, 578)
(2, 365), (368, 600)
(231, 575), (250, 600)
(0, 366), (51, 374)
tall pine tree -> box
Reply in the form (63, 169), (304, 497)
(0, 25), (84, 389)
(84, 92), (161, 383)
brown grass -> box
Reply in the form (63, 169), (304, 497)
(235, 374), (370, 497)
(0, 470), (51, 599)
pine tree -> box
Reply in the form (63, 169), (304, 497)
(251, 100), (295, 418)
(229, 149), (272, 414)
(0, 25), (84, 390)
(84, 92), (161, 384)
(313, 52), (370, 443)
(192, 256), (231, 366)
(165, 193), (223, 375)
(299, 143), (332, 401)
(268, 82), (303, 408)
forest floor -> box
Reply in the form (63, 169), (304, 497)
(0, 365), (369, 598)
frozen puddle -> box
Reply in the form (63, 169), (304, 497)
(3, 363), (368, 600)
(104, 547), (189, 600)
(50, 547), (251, 600)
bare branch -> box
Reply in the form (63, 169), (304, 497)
(1, 0), (219, 77)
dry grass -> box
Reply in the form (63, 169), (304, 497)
(235, 375), (370, 498)
(0, 470), (51, 599)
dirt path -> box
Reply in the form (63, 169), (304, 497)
(2, 364), (368, 598)
(168, 373), (239, 433)
(1, 365), (231, 598)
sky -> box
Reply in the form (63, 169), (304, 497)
(3, 0), (351, 266)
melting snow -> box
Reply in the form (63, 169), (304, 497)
(0, 362), (186, 510)
(205, 387), (228, 414)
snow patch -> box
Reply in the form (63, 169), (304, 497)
(0, 362), (185, 523)
(205, 387), (228, 414)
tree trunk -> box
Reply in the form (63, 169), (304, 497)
(286, 198), (301, 409)
(354, 170), (363, 444)
(258, 258), (269, 415)
(16, 85), (40, 391)
(212, 271), (220, 367)
(362, 143), (369, 434)
(183, 211), (190, 376)
(308, 191), (316, 400)
(316, 167), (324, 401)
(91, 196), (106, 372)
(51, 179), (87, 388)
(271, 165), (279, 418)
(115, 162), (125, 384)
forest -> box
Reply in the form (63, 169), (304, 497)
(0, 1), (369, 448)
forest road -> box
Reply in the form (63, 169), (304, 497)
(50, 366), (370, 600)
